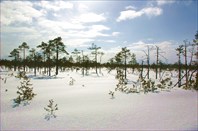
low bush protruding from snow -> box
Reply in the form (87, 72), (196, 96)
(69, 77), (75, 86)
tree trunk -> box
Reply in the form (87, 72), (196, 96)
(147, 47), (150, 79)
(156, 46), (159, 79)
(34, 55), (36, 76)
(178, 54), (181, 87)
(82, 51), (85, 77)
(140, 61), (143, 79)
(56, 49), (59, 75)
(14, 57), (17, 71)
(184, 43), (188, 88)
(196, 44), (198, 89)
(48, 56), (51, 76)
(44, 54), (46, 74)
(23, 49), (25, 72)
(95, 51), (98, 75)
(49, 66), (51, 76)
(124, 52), (127, 79)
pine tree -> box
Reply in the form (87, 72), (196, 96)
(115, 47), (131, 79)
(18, 42), (29, 71)
(37, 42), (48, 74)
(88, 43), (101, 75)
(72, 48), (81, 63)
(9, 48), (19, 71)
(50, 37), (69, 75)
(129, 53), (137, 73)
(46, 41), (53, 76)
(29, 48), (37, 76)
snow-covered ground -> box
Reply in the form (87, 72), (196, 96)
(1, 68), (198, 130)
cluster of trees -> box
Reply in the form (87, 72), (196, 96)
(1, 37), (107, 76)
(174, 34), (198, 89)
(7, 37), (68, 76)
(0, 32), (197, 89)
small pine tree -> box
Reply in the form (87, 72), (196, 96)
(115, 69), (127, 92)
(14, 78), (36, 105)
(140, 78), (157, 93)
(157, 77), (172, 90)
(44, 99), (58, 120)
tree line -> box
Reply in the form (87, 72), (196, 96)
(0, 32), (197, 89)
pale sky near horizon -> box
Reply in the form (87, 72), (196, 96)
(1, 0), (197, 63)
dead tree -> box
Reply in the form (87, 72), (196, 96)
(155, 45), (167, 79)
(143, 46), (152, 79)
(176, 45), (184, 87)
(183, 40), (189, 88)
(156, 46), (159, 79)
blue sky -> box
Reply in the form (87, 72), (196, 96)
(1, 0), (197, 63)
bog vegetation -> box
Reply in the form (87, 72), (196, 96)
(1, 32), (197, 90)
(0, 31), (197, 121)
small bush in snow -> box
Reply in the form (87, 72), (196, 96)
(157, 77), (172, 90)
(1, 72), (14, 84)
(183, 79), (197, 90)
(109, 90), (115, 99)
(1, 77), (7, 84)
(69, 77), (75, 85)
(44, 99), (58, 120)
(192, 79), (198, 90)
(15, 71), (28, 80)
(140, 78), (157, 93)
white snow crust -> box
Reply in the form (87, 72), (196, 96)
(1, 68), (197, 130)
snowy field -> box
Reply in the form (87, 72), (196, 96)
(1, 68), (198, 130)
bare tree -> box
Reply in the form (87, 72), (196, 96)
(143, 46), (151, 79)
(154, 45), (167, 79)
(176, 45), (183, 87)
(183, 40), (190, 88)
(155, 46), (159, 79)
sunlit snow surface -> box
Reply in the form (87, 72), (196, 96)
(1, 68), (197, 130)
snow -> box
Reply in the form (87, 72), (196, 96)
(1, 68), (198, 130)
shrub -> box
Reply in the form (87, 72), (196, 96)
(140, 78), (157, 93)
(157, 77), (172, 90)
(69, 77), (75, 86)
(15, 71), (28, 80)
